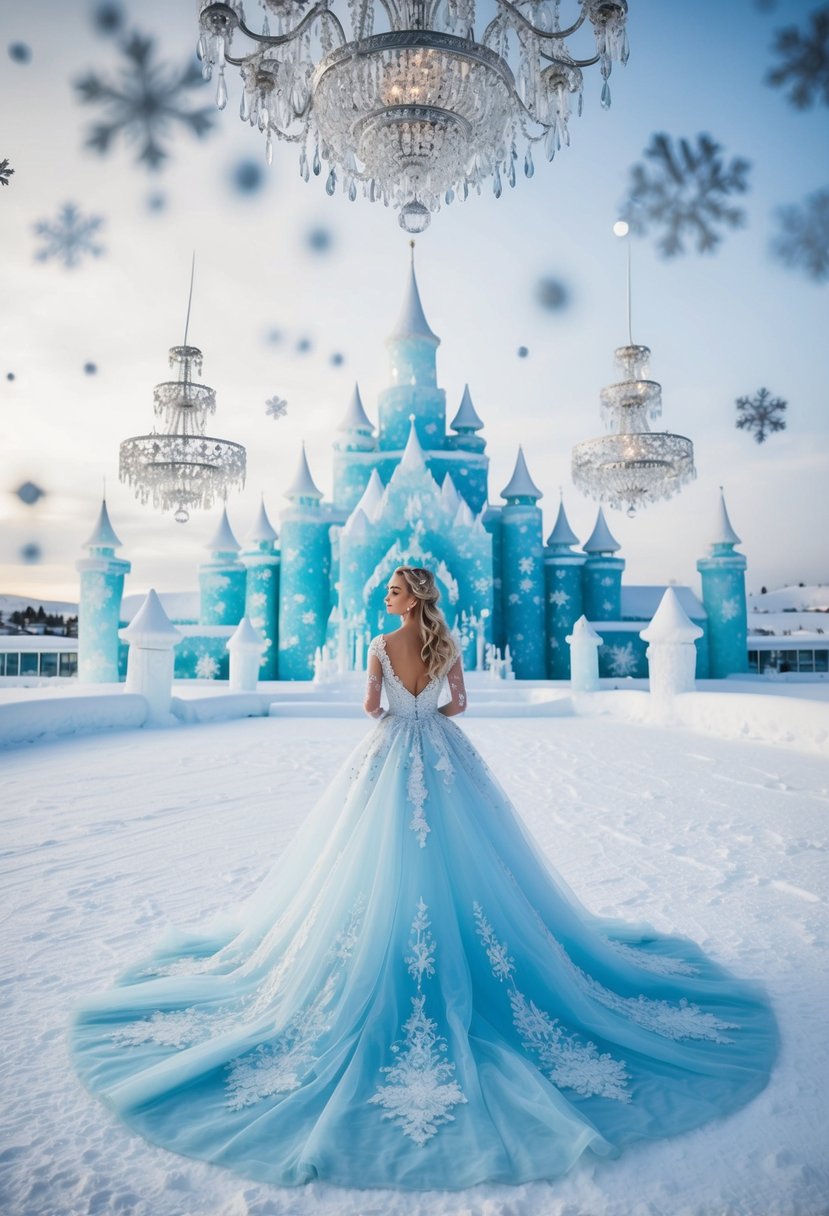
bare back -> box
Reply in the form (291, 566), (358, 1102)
(382, 630), (432, 697)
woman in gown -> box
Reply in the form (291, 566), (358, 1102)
(72, 566), (778, 1190)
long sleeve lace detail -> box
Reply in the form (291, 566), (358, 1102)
(442, 656), (467, 715)
(364, 644), (384, 718)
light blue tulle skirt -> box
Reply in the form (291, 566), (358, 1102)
(71, 713), (778, 1189)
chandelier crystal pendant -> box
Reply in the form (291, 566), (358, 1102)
(197, 0), (629, 232)
(119, 344), (246, 524)
(571, 343), (696, 517)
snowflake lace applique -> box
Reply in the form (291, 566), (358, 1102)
(370, 899), (466, 1144)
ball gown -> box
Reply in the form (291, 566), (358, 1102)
(72, 636), (778, 1190)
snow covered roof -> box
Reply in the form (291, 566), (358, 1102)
(748, 585), (829, 613)
(83, 499), (123, 550)
(206, 506), (241, 553)
(388, 249), (440, 345)
(710, 489), (741, 548)
(566, 615), (603, 644)
(119, 589), (181, 646)
(545, 499), (579, 550)
(338, 383), (374, 432)
(226, 617), (265, 653)
(501, 446), (543, 501)
(285, 443), (323, 500)
(342, 505), (370, 540)
(450, 385), (484, 432)
(244, 497), (278, 545)
(640, 587), (704, 643)
(622, 585), (706, 620)
(399, 419), (427, 472)
(440, 473), (461, 514)
(583, 508), (620, 554)
(121, 590), (199, 624)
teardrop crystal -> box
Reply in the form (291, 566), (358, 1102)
(216, 69), (227, 111)
(325, 168), (337, 196)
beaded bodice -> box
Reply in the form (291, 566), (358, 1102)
(368, 635), (443, 720)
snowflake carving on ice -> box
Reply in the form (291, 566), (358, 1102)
(720, 598), (740, 623)
(83, 576), (113, 610)
(473, 577), (490, 595)
(519, 578), (534, 594)
(555, 569), (567, 580)
(602, 601), (614, 613)
(771, 190), (829, 283)
(265, 396), (288, 420)
(766, 7), (829, 110)
(301, 610), (317, 625)
(549, 589), (571, 608)
(603, 642), (639, 678)
(601, 576), (614, 586)
(518, 557), (535, 574)
(33, 203), (105, 269)
(0, 158), (14, 186)
(736, 387), (787, 444)
(620, 133), (751, 257)
(249, 591), (267, 610)
(195, 655), (219, 679)
(507, 593), (520, 606)
(75, 31), (215, 171)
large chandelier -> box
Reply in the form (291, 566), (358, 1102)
(197, 0), (629, 232)
(571, 342), (696, 517)
(119, 344), (246, 524)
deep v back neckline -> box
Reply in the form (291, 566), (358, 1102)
(378, 635), (436, 700)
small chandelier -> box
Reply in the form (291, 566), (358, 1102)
(119, 344), (246, 524)
(197, 0), (629, 232)
(571, 342), (696, 517)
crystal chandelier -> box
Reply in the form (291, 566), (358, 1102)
(119, 344), (246, 524)
(571, 342), (696, 517)
(197, 0), (629, 232)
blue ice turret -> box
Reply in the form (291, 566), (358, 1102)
(241, 496), (280, 680)
(544, 497), (585, 679)
(378, 248), (446, 451)
(582, 508), (624, 621)
(445, 384), (489, 514)
(279, 444), (331, 680)
(199, 507), (247, 626)
(333, 383), (377, 512)
(76, 497), (131, 683)
(499, 447), (546, 678)
(696, 489), (748, 677)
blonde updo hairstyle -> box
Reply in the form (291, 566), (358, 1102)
(395, 566), (457, 680)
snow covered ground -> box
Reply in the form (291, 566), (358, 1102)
(2, 713), (828, 1216)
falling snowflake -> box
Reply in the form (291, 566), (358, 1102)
(720, 598), (740, 623)
(603, 642), (639, 678)
(767, 7), (829, 109)
(771, 190), (829, 283)
(33, 203), (105, 269)
(736, 387), (787, 444)
(265, 396), (288, 420)
(549, 589), (570, 608)
(195, 654), (219, 679)
(518, 557), (535, 574)
(0, 158), (14, 186)
(620, 133), (751, 257)
(75, 31), (215, 171)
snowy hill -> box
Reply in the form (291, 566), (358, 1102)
(0, 593), (78, 618)
(749, 585), (829, 613)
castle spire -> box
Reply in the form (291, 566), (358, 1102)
(206, 505), (241, 553)
(710, 487), (742, 551)
(285, 442), (323, 501)
(583, 507), (621, 554)
(450, 384), (484, 433)
(501, 446), (543, 502)
(83, 497), (123, 550)
(399, 416), (427, 472)
(545, 497), (580, 551)
(389, 243), (440, 346)
(245, 495), (278, 545)
(338, 383), (374, 433)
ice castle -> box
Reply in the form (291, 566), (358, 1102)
(76, 257), (749, 685)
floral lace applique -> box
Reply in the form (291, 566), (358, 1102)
(603, 937), (700, 978)
(370, 899), (467, 1144)
(407, 738), (430, 847)
(110, 1005), (238, 1049)
(473, 902), (631, 1102)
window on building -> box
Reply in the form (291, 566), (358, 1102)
(59, 653), (78, 677)
(20, 653), (38, 675)
(5, 653), (20, 676)
(815, 650), (828, 673)
(40, 653), (58, 677)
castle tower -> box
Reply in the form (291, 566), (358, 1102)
(544, 497), (585, 679)
(378, 246), (446, 451)
(199, 507), (247, 626)
(696, 489), (748, 677)
(332, 383), (377, 512)
(242, 496), (280, 680)
(76, 497), (131, 683)
(499, 447), (546, 678)
(582, 508), (624, 621)
(279, 444), (331, 679)
(446, 384), (489, 514)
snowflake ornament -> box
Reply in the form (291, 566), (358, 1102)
(0, 158), (14, 186)
(265, 396), (288, 420)
(620, 133), (751, 257)
(75, 31), (215, 171)
(33, 203), (105, 269)
(767, 7), (829, 110)
(735, 387), (787, 444)
(720, 597), (740, 623)
(771, 190), (829, 283)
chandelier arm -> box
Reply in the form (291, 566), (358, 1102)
(539, 48), (600, 66)
(229, 4), (347, 52)
(488, 0), (588, 44)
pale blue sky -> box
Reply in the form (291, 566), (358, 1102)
(1, 0), (826, 603)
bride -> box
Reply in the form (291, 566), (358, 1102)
(72, 566), (777, 1190)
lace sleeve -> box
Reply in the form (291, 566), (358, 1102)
(440, 654), (467, 717)
(363, 642), (384, 719)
